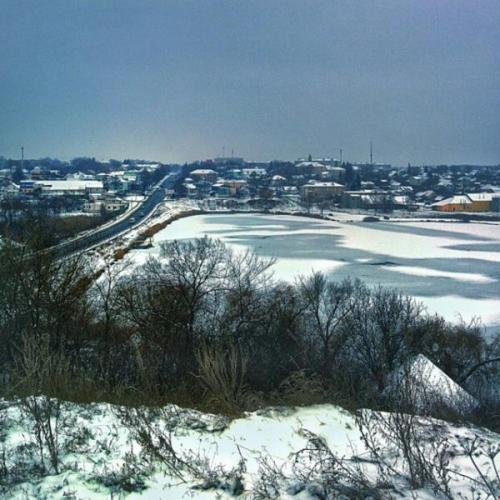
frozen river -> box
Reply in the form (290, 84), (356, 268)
(129, 213), (500, 330)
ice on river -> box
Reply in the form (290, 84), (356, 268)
(128, 213), (500, 331)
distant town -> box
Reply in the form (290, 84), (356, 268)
(1, 155), (500, 223)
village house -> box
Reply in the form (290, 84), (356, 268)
(342, 190), (391, 210)
(19, 179), (104, 197)
(432, 193), (494, 212)
(300, 181), (344, 203)
(190, 169), (218, 183)
(466, 192), (494, 211)
(221, 179), (247, 196)
(83, 198), (127, 213)
(34, 180), (104, 197)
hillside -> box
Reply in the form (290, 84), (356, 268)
(1, 399), (498, 499)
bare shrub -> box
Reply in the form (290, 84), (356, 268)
(291, 430), (383, 499)
(117, 404), (245, 494)
(252, 455), (287, 499)
(191, 456), (246, 496)
(11, 333), (72, 397)
(19, 396), (63, 474)
(196, 342), (249, 412)
(356, 409), (453, 497)
(252, 429), (383, 499)
(359, 364), (458, 495)
(10, 334), (74, 474)
(92, 451), (151, 494)
(277, 370), (325, 407)
(457, 436), (500, 498)
(117, 405), (198, 481)
(357, 408), (500, 498)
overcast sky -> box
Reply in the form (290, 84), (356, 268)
(1, 0), (499, 165)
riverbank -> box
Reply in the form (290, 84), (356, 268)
(97, 202), (500, 263)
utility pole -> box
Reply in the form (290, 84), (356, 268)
(20, 146), (24, 177)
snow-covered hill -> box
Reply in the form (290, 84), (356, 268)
(0, 399), (498, 498)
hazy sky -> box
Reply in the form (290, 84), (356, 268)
(1, 0), (499, 165)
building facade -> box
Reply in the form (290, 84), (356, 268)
(300, 182), (344, 203)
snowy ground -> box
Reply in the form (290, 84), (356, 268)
(127, 212), (500, 332)
(1, 399), (498, 499)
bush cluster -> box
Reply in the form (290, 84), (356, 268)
(0, 235), (498, 425)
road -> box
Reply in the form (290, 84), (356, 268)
(55, 171), (179, 256)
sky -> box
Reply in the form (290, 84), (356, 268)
(1, 0), (499, 165)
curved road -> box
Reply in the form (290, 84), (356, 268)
(56, 171), (179, 256)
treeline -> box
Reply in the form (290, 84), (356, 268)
(0, 203), (115, 248)
(0, 156), (168, 175)
(0, 234), (498, 426)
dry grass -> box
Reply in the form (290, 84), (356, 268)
(195, 343), (249, 413)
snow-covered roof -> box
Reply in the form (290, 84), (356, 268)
(136, 163), (160, 168)
(303, 181), (344, 188)
(66, 172), (96, 181)
(223, 179), (246, 184)
(416, 190), (436, 197)
(242, 168), (266, 175)
(296, 161), (327, 168)
(386, 354), (478, 414)
(432, 193), (495, 207)
(438, 179), (453, 186)
(392, 195), (410, 204)
(432, 195), (472, 207)
(191, 169), (217, 175)
(467, 192), (494, 202)
(35, 180), (103, 191)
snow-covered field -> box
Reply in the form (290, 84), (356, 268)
(2, 398), (499, 499)
(128, 213), (500, 331)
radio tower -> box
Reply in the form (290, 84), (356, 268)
(370, 141), (373, 166)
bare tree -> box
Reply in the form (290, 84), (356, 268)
(90, 253), (131, 337)
(346, 285), (423, 391)
(299, 273), (355, 376)
(157, 237), (230, 342)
